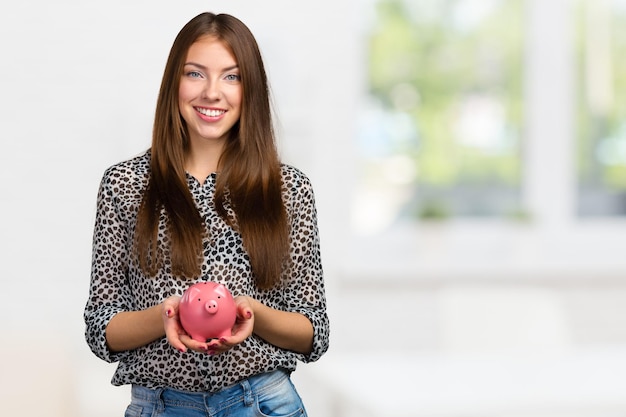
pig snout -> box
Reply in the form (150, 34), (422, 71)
(204, 299), (219, 314)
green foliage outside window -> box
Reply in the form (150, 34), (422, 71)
(575, 0), (626, 192)
(368, 0), (524, 188)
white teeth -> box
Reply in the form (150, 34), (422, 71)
(196, 108), (225, 117)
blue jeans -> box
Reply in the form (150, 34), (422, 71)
(124, 369), (307, 417)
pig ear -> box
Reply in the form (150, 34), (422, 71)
(182, 287), (201, 302)
(213, 284), (227, 297)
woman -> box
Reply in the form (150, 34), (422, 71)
(84, 12), (329, 417)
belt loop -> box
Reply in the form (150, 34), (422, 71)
(155, 387), (166, 412)
(241, 379), (254, 407)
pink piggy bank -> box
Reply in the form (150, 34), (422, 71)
(178, 282), (237, 342)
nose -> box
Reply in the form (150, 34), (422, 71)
(202, 80), (220, 101)
(204, 299), (219, 314)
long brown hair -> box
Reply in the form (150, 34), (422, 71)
(134, 12), (289, 289)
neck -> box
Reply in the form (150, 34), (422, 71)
(185, 140), (225, 184)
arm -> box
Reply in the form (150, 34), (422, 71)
(247, 297), (313, 354)
(107, 297), (215, 353)
(241, 296), (314, 354)
(207, 296), (313, 355)
(84, 166), (139, 362)
(84, 163), (203, 358)
(279, 170), (329, 361)
(105, 304), (165, 352)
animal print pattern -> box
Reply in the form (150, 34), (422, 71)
(84, 151), (329, 392)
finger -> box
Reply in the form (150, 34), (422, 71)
(165, 327), (188, 353)
(236, 304), (253, 320)
(220, 325), (249, 346)
(163, 296), (181, 317)
(163, 312), (189, 353)
(210, 338), (234, 352)
(203, 341), (224, 355)
(180, 334), (212, 353)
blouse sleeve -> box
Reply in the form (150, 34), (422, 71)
(282, 169), (330, 363)
(83, 166), (135, 363)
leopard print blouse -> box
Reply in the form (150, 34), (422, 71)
(84, 151), (329, 392)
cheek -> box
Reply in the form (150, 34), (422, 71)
(229, 89), (243, 110)
(226, 84), (242, 102)
(178, 81), (197, 104)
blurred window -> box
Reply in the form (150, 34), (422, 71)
(576, 0), (626, 216)
(354, 0), (524, 234)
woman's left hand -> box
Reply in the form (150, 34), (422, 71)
(204, 295), (255, 355)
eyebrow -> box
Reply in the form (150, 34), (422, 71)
(184, 62), (239, 72)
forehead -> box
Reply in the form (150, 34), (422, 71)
(185, 36), (237, 65)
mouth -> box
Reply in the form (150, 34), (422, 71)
(195, 107), (226, 117)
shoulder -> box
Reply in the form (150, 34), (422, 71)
(101, 151), (150, 186)
(98, 151), (150, 200)
(279, 164), (317, 208)
(280, 163), (313, 191)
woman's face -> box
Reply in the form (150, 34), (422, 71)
(179, 36), (242, 149)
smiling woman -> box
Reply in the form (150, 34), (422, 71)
(83, 11), (329, 417)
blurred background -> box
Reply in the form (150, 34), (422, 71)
(1, 0), (626, 416)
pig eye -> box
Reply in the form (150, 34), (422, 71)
(197, 298), (201, 301)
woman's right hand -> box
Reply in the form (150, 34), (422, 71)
(162, 296), (210, 353)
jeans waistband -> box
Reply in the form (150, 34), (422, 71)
(131, 369), (290, 406)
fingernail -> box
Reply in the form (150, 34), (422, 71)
(178, 347), (186, 353)
(219, 338), (227, 344)
(166, 309), (172, 317)
(208, 350), (216, 356)
(246, 311), (252, 318)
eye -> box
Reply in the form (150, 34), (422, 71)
(186, 70), (203, 78)
(224, 73), (241, 82)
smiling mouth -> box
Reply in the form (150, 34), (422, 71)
(195, 107), (226, 117)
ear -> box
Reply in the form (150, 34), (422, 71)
(213, 284), (227, 298)
(182, 286), (202, 303)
